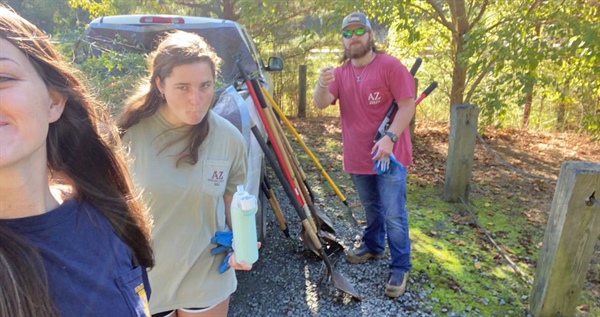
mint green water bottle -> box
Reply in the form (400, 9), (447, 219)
(231, 185), (259, 264)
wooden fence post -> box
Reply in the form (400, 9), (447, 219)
(530, 161), (600, 317)
(298, 65), (307, 118)
(443, 104), (479, 203)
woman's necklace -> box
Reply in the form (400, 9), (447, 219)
(351, 52), (375, 82)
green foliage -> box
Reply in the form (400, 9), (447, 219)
(234, 0), (356, 117)
(356, 0), (599, 138)
(18, 0), (598, 137)
(581, 110), (600, 141)
(53, 27), (144, 116)
(75, 48), (148, 115)
(68, 0), (118, 18)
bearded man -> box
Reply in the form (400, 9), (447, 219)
(313, 11), (415, 298)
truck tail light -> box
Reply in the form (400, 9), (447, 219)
(139, 16), (185, 24)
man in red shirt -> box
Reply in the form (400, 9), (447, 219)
(313, 11), (415, 298)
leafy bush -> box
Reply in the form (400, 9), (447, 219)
(76, 47), (148, 115)
(54, 33), (148, 116)
(581, 111), (600, 141)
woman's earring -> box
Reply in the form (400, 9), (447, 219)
(161, 92), (165, 100)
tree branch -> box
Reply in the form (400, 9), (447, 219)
(405, 3), (451, 29)
(483, 19), (506, 34)
(423, 0), (455, 31)
(467, 0), (489, 32)
(465, 58), (495, 103)
(172, 0), (202, 8)
(526, 0), (541, 16)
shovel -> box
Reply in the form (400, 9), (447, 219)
(250, 78), (336, 235)
(251, 80), (345, 258)
(261, 94), (336, 234)
(262, 87), (359, 227)
(250, 122), (361, 301)
(252, 80), (343, 257)
(238, 64), (361, 300)
(253, 123), (318, 256)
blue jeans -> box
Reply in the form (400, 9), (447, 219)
(350, 165), (411, 274)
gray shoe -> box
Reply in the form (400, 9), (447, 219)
(385, 271), (408, 298)
(345, 245), (384, 264)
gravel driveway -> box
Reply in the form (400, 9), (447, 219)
(229, 182), (439, 317)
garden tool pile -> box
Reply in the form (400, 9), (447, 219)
(237, 62), (362, 301)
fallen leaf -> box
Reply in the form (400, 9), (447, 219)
(451, 239), (467, 246)
(577, 304), (590, 312)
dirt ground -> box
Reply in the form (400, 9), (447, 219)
(290, 116), (600, 314)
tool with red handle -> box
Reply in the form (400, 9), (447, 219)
(373, 81), (438, 142)
(237, 61), (362, 301)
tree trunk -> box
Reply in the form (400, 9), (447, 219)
(222, 0), (239, 21)
(523, 93), (533, 128)
(522, 23), (541, 128)
(450, 36), (467, 106)
(537, 95), (545, 129)
(556, 79), (570, 131)
(556, 102), (566, 131)
(448, 0), (469, 107)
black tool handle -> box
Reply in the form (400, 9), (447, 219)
(409, 57), (422, 76)
(251, 125), (306, 220)
(415, 81), (439, 105)
(422, 81), (438, 96)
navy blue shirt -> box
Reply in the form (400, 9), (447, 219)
(1, 200), (151, 316)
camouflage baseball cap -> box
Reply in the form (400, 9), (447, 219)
(341, 11), (372, 30)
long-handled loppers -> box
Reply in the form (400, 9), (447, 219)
(373, 81), (439, 142)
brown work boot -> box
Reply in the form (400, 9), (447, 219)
(345, 245), (384, 264)
(385, 271), (408, 298)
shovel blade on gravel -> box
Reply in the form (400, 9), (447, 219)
(331, 270), (362, 301)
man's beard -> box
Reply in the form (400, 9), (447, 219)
(345, 41), (371, 59)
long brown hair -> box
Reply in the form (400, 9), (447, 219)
(0, 227), (59, 317)
(118, 30), (222, 165)
(0, 4), (154, 315)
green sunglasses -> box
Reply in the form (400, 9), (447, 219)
(342, 27), (368, 38)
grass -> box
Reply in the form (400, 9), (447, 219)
(286, 117), (599, 316)
(406, 177), (534, 316)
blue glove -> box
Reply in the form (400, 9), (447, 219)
(210, 231), (233, 255)
(218, 252), (233, 274)
(373, 153), (403, 175)
(211, 231), (233, 274)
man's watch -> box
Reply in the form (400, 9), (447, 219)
(385, 131), (398, 142)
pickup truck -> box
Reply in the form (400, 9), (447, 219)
(77, 14), (284, 242)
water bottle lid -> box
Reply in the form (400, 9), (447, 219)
(237, 184), (244, 193)
(239, 195), (257, 213)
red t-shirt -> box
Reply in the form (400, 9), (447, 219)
(328, 53), (415, 174)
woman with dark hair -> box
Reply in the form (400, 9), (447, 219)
(0, 4), (154, 316)
(118, 30), (253, 317)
